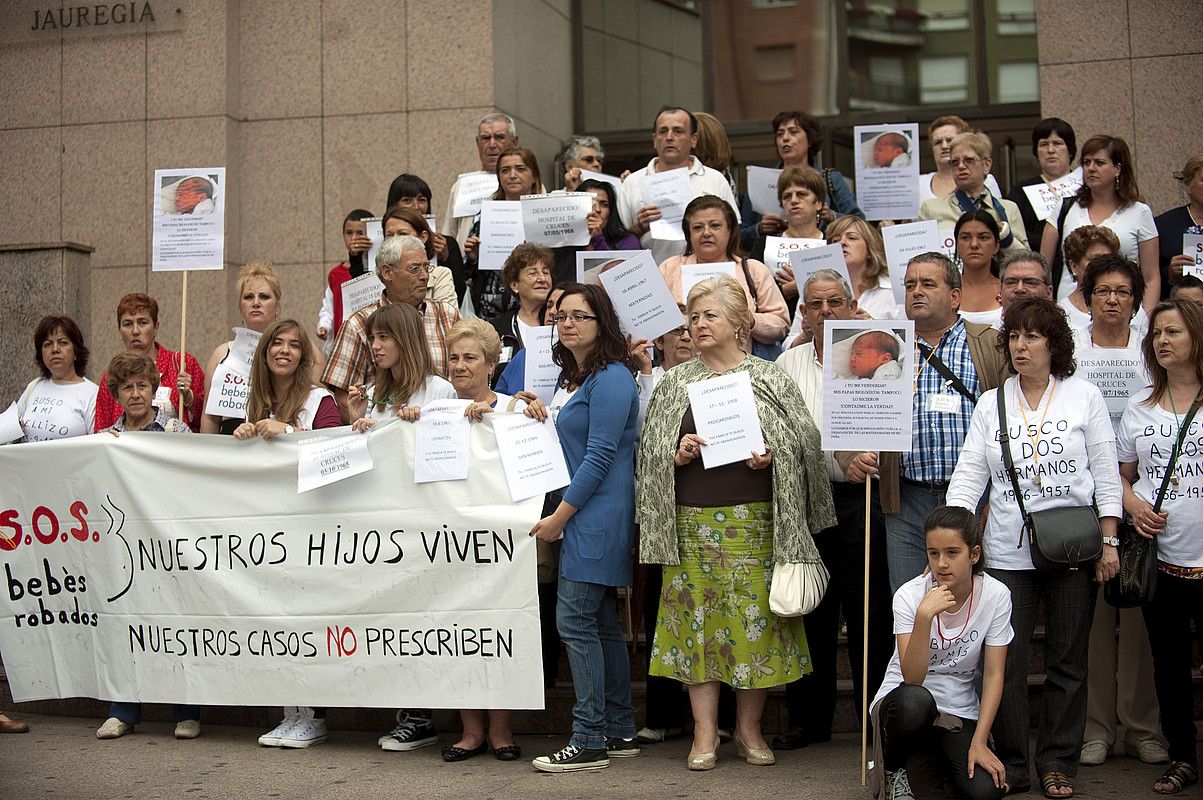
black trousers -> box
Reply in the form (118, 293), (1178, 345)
(878, 684), (1005, 800)
(784, 480), (894, 736)
(1142, 572), (1203, 766)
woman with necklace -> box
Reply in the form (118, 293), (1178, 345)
(1155, 154), (1203, 299)
(1072, 254), (1165, 769)
(954, 210), (1003, 327)
(638, 274), (834, 771)
(1116, 299), (1203, 794)
(1007, 118), (1079, 248)
(946, 296), (1122, 799)
(489, 243), (552, 380)
(870, 506), (1012, 800)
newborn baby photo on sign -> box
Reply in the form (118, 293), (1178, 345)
(831, 328), (909, 382)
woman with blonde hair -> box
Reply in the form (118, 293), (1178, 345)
(638, 274), (834, 771)
(1155, 154), (1203, 296)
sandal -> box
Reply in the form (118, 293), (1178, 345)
(1040, 772), (1073, 799)
(1153, 761), (1199, 795)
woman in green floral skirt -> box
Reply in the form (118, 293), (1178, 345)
(637, 274), (835, 771)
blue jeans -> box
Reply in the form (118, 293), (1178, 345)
(108, 702), (200, 725)
(883, 481), (946, 592)
(556, 576), (635, 750)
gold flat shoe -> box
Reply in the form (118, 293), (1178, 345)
(687, 750), (717, 770)
(735, 735), (775, 766)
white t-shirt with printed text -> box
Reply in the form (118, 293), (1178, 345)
(17, 378), (98, 443)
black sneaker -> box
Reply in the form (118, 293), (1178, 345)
(379, 713), (438, 752)
(606, 737), (640, 758)
(531, 742), (610, 772)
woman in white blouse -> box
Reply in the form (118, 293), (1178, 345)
(946, 296), (1122, 798)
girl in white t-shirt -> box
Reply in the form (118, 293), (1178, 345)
(871, 505), (1011, 800)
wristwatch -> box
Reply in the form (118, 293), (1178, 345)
(284, 424), (295, 435)
(1102, 536), (1119, 547)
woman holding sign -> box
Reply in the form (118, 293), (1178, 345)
(1116, 299), (1203, 794)
(749, 165), (826, 307)
(237, 320), (340, 748)
(659, 195), (790, 359)
(521, 283), (641, 773)
(1155, 155), (1203, 296)
(462, 147), (542, 321)
(637, 274), (835, 771)
(3, 315), (97, 445)
(945, 296), (1122, 798)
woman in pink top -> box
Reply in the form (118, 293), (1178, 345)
(658, 195), (790, 360)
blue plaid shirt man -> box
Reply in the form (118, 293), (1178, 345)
(901, 317), (980, 484)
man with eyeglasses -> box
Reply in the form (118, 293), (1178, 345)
(771, 269), (894, 751)
(321, 234), (460, 421)
(440, 112), (522, 246)
(879, 252), (1009, 592)
(919, 131), (1028, 254)
(997, 250), (1054, 327)
(562, 135), (608, 192)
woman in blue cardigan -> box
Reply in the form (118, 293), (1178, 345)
(524, 282), (641, 773)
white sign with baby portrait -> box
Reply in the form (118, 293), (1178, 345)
(820, 319), (915, 453)
(852, 124), (920, 221)
(151, 167), (226, 271)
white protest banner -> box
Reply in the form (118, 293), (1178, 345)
(340, 272), (384, 323)
(1075, 347), (1148, 427)
(763, 235), (825, 274)
(296, 428), (375, 492)
(681, 262), (737, 301)
(1184, 234), (1203, 278)
(492, 414), (570, 502)
(746, 165), (784, 217)
(414, 400), (472, 483)
(478, 201), (525, 271)
(599, 250), (684, 341)
(203, 327), (261, 420)
(363, 217), (384, 284)
(0, 403), (21, 444)
(642, 167), (692, 241)
(853, 124), (920, 221)
(577, 250), (635, 285)
(820, 320), (915, 453)
(579, 169), (623, 194)
(522, 325), (560, 404)
(151, 168), (226, 271)
(686, 371), (765, 469)
(520, 192), (592, 248)
(451, 171), (500, 218)
(881, 221), (942, 305)
(1022, 167), (1083, 222)
(0, 420), (544, 709)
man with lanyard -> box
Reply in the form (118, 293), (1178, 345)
(772, 269), (895, 751)
(880, 252), (1009, 591)
(321, 234), (459, 422)
(919, 131), (1028, 255)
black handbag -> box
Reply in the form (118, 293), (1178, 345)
(997, 385), (1102, 572)
(1104, 396), (1203, 607)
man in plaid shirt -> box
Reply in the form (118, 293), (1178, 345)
(321, 234), (459, 421)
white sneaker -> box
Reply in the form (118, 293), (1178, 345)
(280, 709), (326, 748)
(635, 726), (682, 744)
(174, 719), (201, 739)
(259, 706), (299, 747)
(1080, 739), (1110, 766)
(96, 717), (134, 739)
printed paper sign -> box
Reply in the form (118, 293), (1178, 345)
(341, 272), (384, 323)
(579, 169), (623, 194)
(1184, 234), (1203, 278)
(788, 243), (852, 293)
(0, 403), (22, 444)
(882, 221), (943, 305)
(151, 167), (226, 271)
(820, 320), (915, 453)
(413, 400), (472, 483)
(0, 421), (544, 709)
(520, 192), (591, 248)
(853, 124), (920, 221)
(478, 201), (525, 271)
(363, 217), (384, 283)
(686, 371), (765, 469)
(522, 325), (559, 405)
(204, 327), (260, 421)
(451, 171), (500, 218)
(763, 235), (825, 273)
(599, 251), (684, 341)
(680, 262), (737, 301)
(297, 429), (374, 492)
(1022, 167), (1083, 222)
(492, 414), (570, 502)
(642, 168), (692, 241)
(746, 165), (784, 217)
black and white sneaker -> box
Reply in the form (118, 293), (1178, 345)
(605, 737), (640, 758)
(531, 742), (610, 772)
(379, 711), (438, 751)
